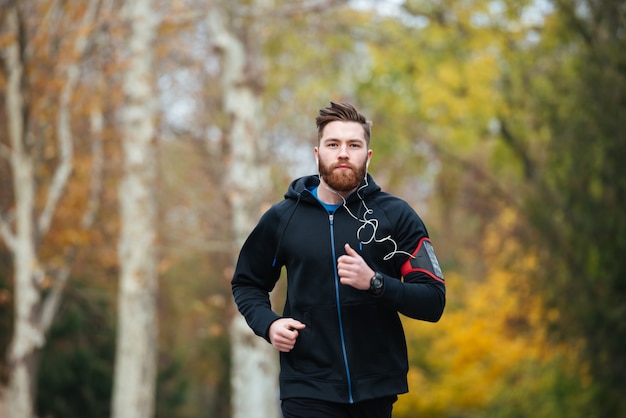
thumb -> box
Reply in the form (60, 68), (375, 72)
(344, 243), (358, 256)
(287, 319), (306, 330)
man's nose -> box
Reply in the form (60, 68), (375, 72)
(338, 145), (349, 158)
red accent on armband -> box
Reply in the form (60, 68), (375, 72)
(401, 237), (445, 283)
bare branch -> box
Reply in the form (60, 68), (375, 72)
(161, 10), (206, 27)
(262, 0), (349, 17)
(81, 104), (105, 229)
(4, 0), (33, 252)
(37, 0), (101, 236)
(39, 263), (71, 335)
(425, 138), (520, 209)
(0, 142), (11, 160)
(498, 116), (536, 181)
(0, 214), (17, 251)
(5, 5), (26, 160)
(161, 0), (349, 30)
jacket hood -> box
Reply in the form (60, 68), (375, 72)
(285, 173), (381, 202)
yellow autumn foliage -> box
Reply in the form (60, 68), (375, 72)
(394, 208), (588, 417)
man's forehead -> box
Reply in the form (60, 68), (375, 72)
(321, 121), (366, 141)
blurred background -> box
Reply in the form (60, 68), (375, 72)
(1, 0), (624, 417)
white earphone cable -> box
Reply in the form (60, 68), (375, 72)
(321, 173), (414, 261)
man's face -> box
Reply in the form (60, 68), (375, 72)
(315, 121), (372, 193)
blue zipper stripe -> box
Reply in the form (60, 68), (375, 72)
(329, 214), (354, 403)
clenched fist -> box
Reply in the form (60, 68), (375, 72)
(268, 318), (306, 352)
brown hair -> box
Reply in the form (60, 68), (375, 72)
(315, 101), (371, 146)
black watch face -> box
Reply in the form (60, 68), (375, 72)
(372, 274), (383, 289)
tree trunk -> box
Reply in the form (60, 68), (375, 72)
(3, 9), (40, 417)
(207, 3), (280, 417)
(111, 1), (159, 417)
(3, 4), (50, 417)
(0, 1), (97, 418)
(1, 2), (102, 416)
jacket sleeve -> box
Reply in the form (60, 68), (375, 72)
(377, 201), (446, 322)
(231, 207), (283, 342)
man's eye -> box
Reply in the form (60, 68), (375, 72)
(327, 143), (338, 148)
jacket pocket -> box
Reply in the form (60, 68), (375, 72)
(282, 306), (346, 381)
(343, 303), (408, 379)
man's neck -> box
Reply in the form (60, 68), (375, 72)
(316, 180), (356, 205)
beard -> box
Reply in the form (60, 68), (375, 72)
(318, 157), (367, 192)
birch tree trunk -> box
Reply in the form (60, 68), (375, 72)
(3, 7), (39, 418)
(111, 0), (159, 417)
(207, 2), (279, 417)
(1, 2), (99, 416)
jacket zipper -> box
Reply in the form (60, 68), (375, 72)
(329, 213), (354, 403)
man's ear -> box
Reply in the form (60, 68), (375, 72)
(314, 147), (319, 171)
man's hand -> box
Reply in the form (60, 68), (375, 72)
(337, 243), (375, 291)
(269, 318), (306, 352)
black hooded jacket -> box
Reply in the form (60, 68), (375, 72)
(231, 174), (446, 404)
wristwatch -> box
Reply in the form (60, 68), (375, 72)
(369, 272), (384, 295)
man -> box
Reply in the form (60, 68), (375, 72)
(232, 101), (446, 418)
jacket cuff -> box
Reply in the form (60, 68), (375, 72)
(379, 273), (402, 303)
(254, 311), (282, 343)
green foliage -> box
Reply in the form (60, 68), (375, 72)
(34, 276), (199, 418)
(0, 251), (12, 385)
(155, 357), (192, 418)
(477, 356), (594, 418)
(36, 282), (115, 418)
(156, 247), (234, 418)
(496, 1), (626, 415)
